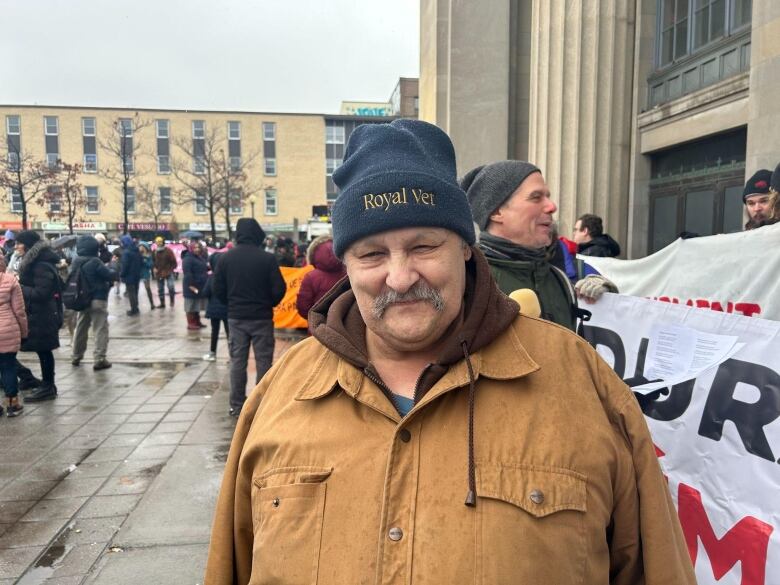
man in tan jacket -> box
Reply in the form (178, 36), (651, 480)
(205, 120), (696, 585)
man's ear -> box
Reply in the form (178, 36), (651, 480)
(463, 245), (473, 261)
(489, 207), (504, 225)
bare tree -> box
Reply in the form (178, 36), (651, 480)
(99, 113), (152, 234)
(0, 139), (57, 229)
(38, 162), (85, 234)
(214, 147), (261, 240)
(135, 179), (183, 233)
(171, 125), (226, 241)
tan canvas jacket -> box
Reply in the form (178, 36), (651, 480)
(205, 313), (696, 585)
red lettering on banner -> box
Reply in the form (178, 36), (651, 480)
(652, 297), (762, 317)
(677, 484), (773, 585)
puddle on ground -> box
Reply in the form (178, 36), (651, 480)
(187, 381), (220, 396)
(139, 462), (166, 477)
(212, 443), (230, 462)
(17, 526), (77, 584)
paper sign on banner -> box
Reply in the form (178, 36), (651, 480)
(583, 293), (780, 585)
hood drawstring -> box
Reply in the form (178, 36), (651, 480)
(461, 339), (477, 507)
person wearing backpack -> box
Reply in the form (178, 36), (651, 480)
(70, 235), (116, 371)
(14, 231), (63, 402)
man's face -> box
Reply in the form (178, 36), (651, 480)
(487, 172), (558, 249)
(745, 194), (771, 222)
(572, 220), (590, 245)
(14, 242), (25, 256)
(344, 227), (471, 353)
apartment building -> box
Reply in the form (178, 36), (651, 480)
(0, 105), (394, 240)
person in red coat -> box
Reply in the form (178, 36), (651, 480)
(296, 235), (346, 320)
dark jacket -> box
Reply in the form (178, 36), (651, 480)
(119, 236), (143, 285)
(296, 235), (345, 319)
(205, 253), (228, 321)
(18, 241), (62, 352)
(71, 236), (116, 301)
(214, 219), (286, 320)
(578, 234), (621, 258)
(97, 242), (113, 264)
(182, 249), (209, 299)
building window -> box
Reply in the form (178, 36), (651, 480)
(262, 122), (276, 141)
(658, 0), (690, 66)
(84, 154), (98, 173)
(195, 190), (207, 214)
(228, 121), (241, 140)
(326, 124), (345, 144)
(229, 190), (242, 214)
(7, 152), (20, 171)
(264, 189), (277, 215)
(46, 153), (59, 169)
(192, 120), (205, 139)
(157, 155), (171, 174)
(156, 119), (169, 138)
(86, 186), (99, 213)
(731, 0), (751, 29)
(693, 0), (726, 50)
(10, 187), (22, 213)
(48, 186), (62, 213)
(123, 155), (134, 174)
(126, 187), (136, 214)
(194, 155), (206, 174)
(230, 156), (242, 173)
(82, 117), (96, 136)
(44, 116), (59, 136)
(160, 187), (172, 213)
(264, 158), (276, 176)
(326, 158), (342, 174)
(119, 118), (133, 137)
(6, 115), (20, 135)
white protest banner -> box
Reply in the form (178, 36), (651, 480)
(582, 222), (780, 322)
(583, 293), (780, 585)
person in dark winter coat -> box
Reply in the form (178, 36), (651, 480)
(202, 252), (229, 361)
(70, 235), (116, 371)
(296, 235), (345, 320)
(573, 214), (621, 258)
(213, 218), (286, 416)
(182, 242), (209, 330)
(119, 235), (143, 315)
(14, 231), (62, 402)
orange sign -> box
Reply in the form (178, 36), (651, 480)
(273, 265), (314, 329)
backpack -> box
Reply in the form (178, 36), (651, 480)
(41, 262), (66, 328)
(62, 259), (94, 311)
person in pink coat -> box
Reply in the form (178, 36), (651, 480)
(296, 235), (346, 321)
(0, 254), (29, 417)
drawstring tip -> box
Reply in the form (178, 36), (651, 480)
(464, 490), (476, 507)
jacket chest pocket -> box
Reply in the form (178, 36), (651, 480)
(250, 466), (332, 585)
(475, 463), (588, 585)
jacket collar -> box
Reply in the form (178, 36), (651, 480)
(295, 316), (539, 403)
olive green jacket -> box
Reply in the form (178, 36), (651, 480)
(486, 256), (578, 330)
(204, 315), (695, 585)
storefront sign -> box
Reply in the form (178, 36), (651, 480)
(188, 222), (237, 231)
(117, 223), (169, 231)
(0, 221), (24, 230)
(42, 221), (107, 231)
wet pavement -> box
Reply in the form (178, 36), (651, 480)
(0, 290), (303, 584)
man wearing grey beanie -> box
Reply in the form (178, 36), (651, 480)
(461, 161), (615, 331)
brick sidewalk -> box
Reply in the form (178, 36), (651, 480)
(0, 293), (303, 584)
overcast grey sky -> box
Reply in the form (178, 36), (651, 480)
(0, 0), (420, 114)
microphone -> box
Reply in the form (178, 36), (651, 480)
(508, 289), (541, 318)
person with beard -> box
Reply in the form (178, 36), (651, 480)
(204, 119), (695, 585)
(742, 169), (772, 230)
(14, 231), (62, 402)
(460, 161), (615, 330)
(573, 213), (621, 257)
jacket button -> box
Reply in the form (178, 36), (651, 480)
(529, 490), (544, 505)
(388, 527), (403, 541)
(272, 497), (280, 508)
(399, 429), (411, 443)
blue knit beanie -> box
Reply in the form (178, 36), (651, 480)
(331, 119), (476, 257)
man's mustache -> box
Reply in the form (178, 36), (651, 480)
(372, 281), (445, 319)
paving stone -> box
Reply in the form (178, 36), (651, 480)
(81, 447), (135, 464)
(138, 432), (184, 447)
(44, 477), (107, 500)
(99, 434), (146, 448)
(160, 411), (198, 423)
(0, 500), (36, 524)
(0, 481), (58, 502)
(125, 412), (166, 424)
(126, 444), (177, 461)
(76, 495), (142, 520)
(20, 498), (88, 522)
(0, 545), (45, 580)
(66, 461), (121, 479)
(114, 422), (156, 434)
(0, 519), (68, 548)
(153, 421), (192, 434)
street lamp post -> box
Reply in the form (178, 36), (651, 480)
(248, 194), (257, 219)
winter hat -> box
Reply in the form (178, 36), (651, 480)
(459, 161), (541, 230)
(155, 236), (164, 245)
(770, 163), (780, 193)
(330, 119), (476, 257)
(120, 234), (133, 248)
(15, 230), (41, 249)
(94, 233), (106, 243)
(743, 169), (771, 202)
(3, 229), (14, 241)
(235, 218), (266, 246)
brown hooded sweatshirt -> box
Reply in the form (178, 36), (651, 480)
(205, 248), (695, 585)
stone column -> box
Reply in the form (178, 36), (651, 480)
(528, 0), (636, 249)
(745, 0), (780, 174)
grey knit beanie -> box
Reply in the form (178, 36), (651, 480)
(459, 161), (541, 230)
